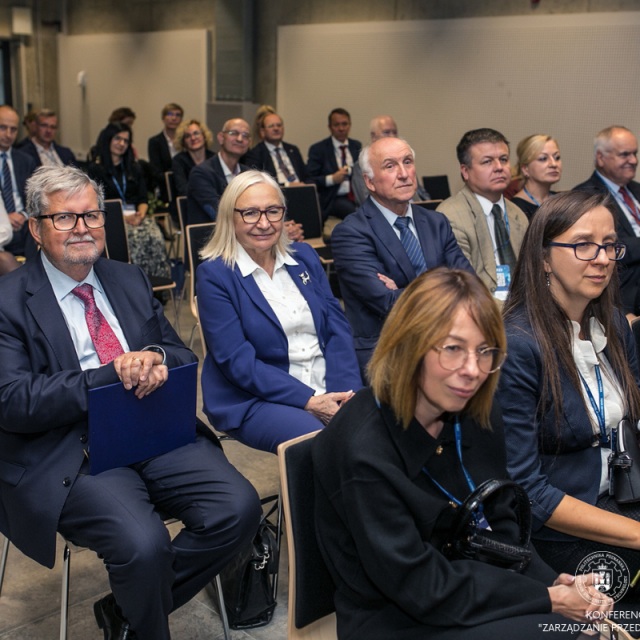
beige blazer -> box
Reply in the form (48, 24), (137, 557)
(437, 185), (529, 295)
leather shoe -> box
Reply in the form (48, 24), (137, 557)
(94, 593), (136, 640)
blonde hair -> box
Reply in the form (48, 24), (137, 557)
(174, 119), (213, 152)
(512, 134), (559, 181)
(200, 170), (293, 266)
(250, 105), (276, 148)
(369, 268), (506, 430)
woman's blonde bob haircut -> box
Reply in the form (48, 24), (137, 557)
(200, 170), (293, 266)
(174, 118), (214, 152)
(512, 134), (559, 182)
(368, 268), (506, 430)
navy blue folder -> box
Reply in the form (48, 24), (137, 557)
(88, 361), (198, 475)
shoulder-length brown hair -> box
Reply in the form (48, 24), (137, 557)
(504, 190), (640, 426)
(369, 268), (506, 430)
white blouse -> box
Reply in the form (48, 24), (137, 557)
(236, 245), (326, 394)
(570, 318), (625, 495)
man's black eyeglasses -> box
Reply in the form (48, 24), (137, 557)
(37, 211), (107, 231)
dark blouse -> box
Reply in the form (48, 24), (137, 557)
(313, 388), (556, 639)
(511, 192), (556, 222)
(89, 161), (148, 208)
(172, 149), (214, 197)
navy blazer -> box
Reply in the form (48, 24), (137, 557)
(187, 153), (249, 226)
(172, 149), (215, 197)
(148, 131), (172, 200)
(241, 141), (308, 184)
(0, 256), (196, 568)
(196, 242), (362, 434)
(19, 138), (76, 167)
(307, 137), (361, 218)
(497, 310), (640, 541)
(331, 197), (473, 360)
(573, 172), (640, 312)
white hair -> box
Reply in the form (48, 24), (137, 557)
(359, 137), (416, 182)
(593, 125), (632, 164)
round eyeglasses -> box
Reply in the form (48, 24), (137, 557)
(234, 206), (286, 224)
(433, 344), (507, 374)
(37, 210), (107, 231)
(546, 241), (627, 261)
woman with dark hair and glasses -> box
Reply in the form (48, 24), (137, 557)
(89, 122), (170, 281)
(313, 267), (615, 640)
(197, 170), (361, 453)
(498, 190), (640, 582)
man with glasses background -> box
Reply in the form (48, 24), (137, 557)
(147, 103), (183, 203)
(17, 108), (76, 168)
(574, 126), (640, 319)
(0, 165), (261, 639)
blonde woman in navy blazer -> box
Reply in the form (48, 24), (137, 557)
(197, 170), (362, 453)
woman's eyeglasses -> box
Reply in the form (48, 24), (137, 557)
(433, 345), (507, 374)
(234, 206), (286, 224)
(546, 241), (626, 261)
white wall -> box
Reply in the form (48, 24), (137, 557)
(277, 12), (640, 193)
(57, 29), (210, 160)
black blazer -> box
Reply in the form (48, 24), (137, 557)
(19, 138), (76, 168)
(313, 389), (556, 638)
(148, 131), (172, 200)
(0, 256), (197, 568)
(307, 136), (361, 218)
(241, 141), (308, 184)
(186, 153), (248, 226)
(171, 149), (215, 197)
(88, 162), (148, 207)
(573, 172), (640, 312)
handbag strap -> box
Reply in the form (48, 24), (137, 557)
(445, 478), (532, 548)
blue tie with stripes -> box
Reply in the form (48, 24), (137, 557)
(1, 153), (15, 215)
(394, 216), (426, 276)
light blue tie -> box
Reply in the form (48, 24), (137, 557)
(394, 216), (426, 276)
(1, 153), (15, 215)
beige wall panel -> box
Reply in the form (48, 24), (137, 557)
(277, 12), (640, 194)
(57, 29), (209, 159)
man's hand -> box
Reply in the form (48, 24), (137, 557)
(125, 211), (144, 227)
(377, 273), (398, 290)
(285, 220), (304, 242)
(113, 351), (168, 398)
(331, 166), (349, 185)
(8, 212), (25, 231)
(548, 573), (614, 622)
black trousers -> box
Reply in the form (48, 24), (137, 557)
(57, 435), (261, 640)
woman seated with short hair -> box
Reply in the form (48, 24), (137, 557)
(197, 170), (361, 454)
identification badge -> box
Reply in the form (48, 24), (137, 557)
(494, 264), (511, 301)
(123, 204), (137, 216)
(476, 511), (492, 531)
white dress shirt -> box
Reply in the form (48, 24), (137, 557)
(371, 198), (420, 242)
(0, 149), (26, 216)
(235, 244), (326, 394)
(0, 195), (11, 248)
(163, 131), (177, 159)
(219, 155), (241, 185)
(475, 193), (507, 265)
(571, 318), (625, 495)
(41, 252), (130, 370)
(34, 141), (64, 167)
(325, 136), (353, 196)
(265, 141), (298, 184)
(596, 171), (640, 237)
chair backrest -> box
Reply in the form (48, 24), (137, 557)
(283, 184), (323, 240)
(422, 175), (451, 200)
(165, 171), (175, 203)
(103, 199), (130, 263)
(187, 223), (215, 316)
(278, 432), (337, 639)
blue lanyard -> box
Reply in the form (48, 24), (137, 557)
(578, 365), (608, 445)
(523, 187), (541, 207)
(110, 170), (127, 203)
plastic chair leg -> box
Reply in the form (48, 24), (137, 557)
(0, 535), (9, 597)
(213, 574), (232, 640)
(60, 543), (70, 640)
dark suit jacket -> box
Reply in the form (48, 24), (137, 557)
(241, 141), (308, 184)
(307, 137), (361, 218)
(19, 138), (76, 168)
(331, 197), (473, 364)
(313, 389), (555, 638)
(0, 256), (196, 568)
(573, 171), (640, 313)
(196, 242), (362, 434)
(497, 310), (640, 540)
(148, 131), (172, 201)
(187, 154), (249, 226)
(171, 149), (215, 197)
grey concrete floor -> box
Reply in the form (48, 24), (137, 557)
(0, 293), (289, 639)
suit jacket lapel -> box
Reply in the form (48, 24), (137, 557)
(325, 138), (339, 173)
(592, 172), (635, 237)
(233, 264), (283, 331)
(25, 258), (81, 371)
(462, 186), (498, 286)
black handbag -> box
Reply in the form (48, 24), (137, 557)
(609, 419), (640, 504)
(441, 478), (532, 573)
(216, 497), (279, 629)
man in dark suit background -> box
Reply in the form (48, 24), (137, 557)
(0, 105), (37, 268)
(0, 165), (261, 640)
(241, 111), (308, 186)
(147, 103), (183, 202)
(573, 125), (640, 318)
(307, 108), (361, 221)
(17, 109), (75, 168)
(332, 136), (473, 378)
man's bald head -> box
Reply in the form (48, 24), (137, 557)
(0, 104), (19, 152)
(217, 118), (251, 158)
(369, 116), (398, 142)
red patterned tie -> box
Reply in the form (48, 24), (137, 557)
(340, 145), (355, 202)
(71, 284), (125, 364)
(620, 187), (640, 226)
